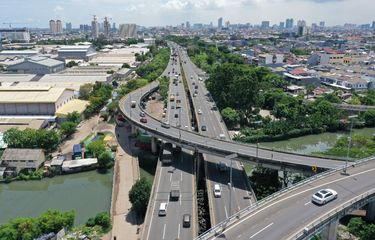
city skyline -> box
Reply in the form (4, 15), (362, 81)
(0, 0), (374, 28)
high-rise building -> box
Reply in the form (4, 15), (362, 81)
(319, 21), (325, 28)
(285, 18), (294, 29)
(218, 17), (223, 28)
(225, 21), (230, 28)
(261, 21), (270, 29)
(49, 20), (56, 33)
(104, 17), (111, 38)
(118, 24), (137, 38)
(279, 22), (285, 29)
(91, 15), (99, 38)
(297, 20), (306, 27)
(372, 21), (375, 29)
(186, 21), (190, 29)
(65, 22), (72, 32)
(112, 22), (116, 32)
(297, 25), (308, 36)
(56, 20), (63, 33)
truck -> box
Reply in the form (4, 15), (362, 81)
(170, 189), (180, 201)
(131, 100), (136, 108)
(73, 144), (82, 160)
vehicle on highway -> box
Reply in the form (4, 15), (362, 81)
(312, 189), (338, 205)
(139, 112), (145, 117)
(194, 89), (198, 94)
(198, 77), (203, 81)
(213, 184), (222, 198)
(219, 133), (225, 140)
(194, 85), (198, 89)
(161, 121), (170, 128)
(192, 81), (195, 85)
(183, 214), (191, 228)
(193, 93), (197, 97)
(218, 161), (227, 172)
(159, 202), (167, 216)
(131, 100), (136, 108)
(198, 109), (202, 115)
(171, 105), (175, 109)
(211, 105), (218, 111)
(170, 189), (180, 201)
(176, 92), (179, 96)
(190, 75), (193, 79)
(161, 149), (173, 165)
(140, 117), (147, 123)
(174, 113), (178, 118)
(170, 94), (175, 102)
(201, 125), (207, 131)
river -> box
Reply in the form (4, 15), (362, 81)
(0, 169), (113, 225)
(260, 127), (375, 154)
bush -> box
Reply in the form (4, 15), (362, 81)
(60, 122), (77, 137)
(86, 212), (111, 232)
(98, 152), (112, 168)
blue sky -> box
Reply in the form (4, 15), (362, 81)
(0, 0), (373, 28)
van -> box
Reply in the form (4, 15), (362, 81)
(183, 214), (191, 228)
(159, 202), (167, 216)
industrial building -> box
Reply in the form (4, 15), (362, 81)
(1, 148), (45, 174)
(57, 45), (97, 61)
(0, 28), (30, 42)
(7, 56), (65, 74)
(0, 86), (75, 116)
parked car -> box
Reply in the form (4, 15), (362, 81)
(213, 184), (221, 198)
(312, 189), (338, 205)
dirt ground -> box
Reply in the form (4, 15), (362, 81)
(146, 92), (165, 120)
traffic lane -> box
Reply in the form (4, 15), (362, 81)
(219, 165), (375, 240)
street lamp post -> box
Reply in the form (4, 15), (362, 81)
(342, 115), (357, 175)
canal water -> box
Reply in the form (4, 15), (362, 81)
(0, 169), (113, 225)
(260, 127), (375, 155)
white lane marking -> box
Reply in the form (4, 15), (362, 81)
(180, 193), (182, 205)
(180, 172), (183, 181)
(304, 201), (311, 206)
(146, 165), (163, 240)
(162, 224), (166, 239)
(220, 167), (375, 236)
(178, 224), (181, 239)
(249, 222), (274, 239)
(170, 173), (172, 182)
(224, 205), (228, 218)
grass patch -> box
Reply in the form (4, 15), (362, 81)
(243, 163), (254, 176)
(140, 168), (154, 183)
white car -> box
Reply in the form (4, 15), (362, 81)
(213, 184), (221, 198)
(312, 189), (338, 205)
(198, 109), (202, 115)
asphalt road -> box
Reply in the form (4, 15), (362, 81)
(178, 47), (253, 226)
(213, 160), (375, 240)
(145, 45), (196, 240)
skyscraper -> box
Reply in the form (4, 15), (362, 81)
(218, 17), (223, 28)
(285, 18), (294, 29)
(372, 21), (375, 29)
(56, 20), (63, 33)
(261, 21), (270, 29)
(91, 15), (99, 38)
(65, 22), (72, 32)
(104, 17), (111, 38)
(279, 22), (285, 29)
(186, 21), (190, 29)
(119, 24), (137, 38)
(319, 21), (325, 28)
(112, 23), (116, 32)
(49, 20), (56, 33)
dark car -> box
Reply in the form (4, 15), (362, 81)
(201, 125), (207, 131)
(182, 214), (191, 228)
(140, 117), (147, 123)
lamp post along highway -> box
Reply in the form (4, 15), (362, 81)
(343, 115), (357, 175)
(225, 153), (238, 217)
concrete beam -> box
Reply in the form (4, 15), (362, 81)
(366, 201), (375, 222)
(320, 219), (338, 240)
(151, 137), (157, 154)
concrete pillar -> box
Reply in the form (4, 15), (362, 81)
(366, 201), (375, 222)
(151, 137), (157, 154)
(321, 219), (338, 240)
(131, 125), (137, 135)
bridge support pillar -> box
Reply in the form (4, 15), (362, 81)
(321, 219), (338, 240)
(366, 201), (375, 222)
(151, 137), (157, 154)
(131, 125), (137, 135)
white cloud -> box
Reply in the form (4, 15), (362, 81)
(53, 5), (64, 13)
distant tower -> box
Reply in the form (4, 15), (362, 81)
(65, 22), (72, 32)
(91, 15), (99, 38)
(218, 17), (223, 29)
(56, 20), (63, 33)
(104, 17), (111, 38)
(49, 20), (56, 33)
(186, 21), (190, 29)
(319, 21), (325, 28)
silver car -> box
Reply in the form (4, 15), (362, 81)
(312, 189), (338, 205)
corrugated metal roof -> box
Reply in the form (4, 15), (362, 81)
(0, 86), (72, 103)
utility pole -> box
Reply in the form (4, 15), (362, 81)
(342, 115), (357, 175)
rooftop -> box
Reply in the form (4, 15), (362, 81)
(1, 148), (44, 161)
(55, 99), (89, 117)
(0, 86), (72, 103)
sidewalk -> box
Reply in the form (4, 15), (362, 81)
(106, 126), (141, 240)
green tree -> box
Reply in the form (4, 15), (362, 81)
(86, 140), (106, 157)
(79, 83), (93, 100)
(98, 151), (112, 168)
(86, 212), (111, 231)
(66, 111), (81, 123)
(221, 107), (240, 129)
(361, 224), (375, 240)
(347, 217), (364, 235)
(122, 63), (131, 68)
(60, 122), (77, 137)
(129, 177), (152, 217)
(66, 61), (78, 68)
(363, 110), (375, 127)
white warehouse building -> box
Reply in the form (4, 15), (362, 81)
(0, 86), (75, 116)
